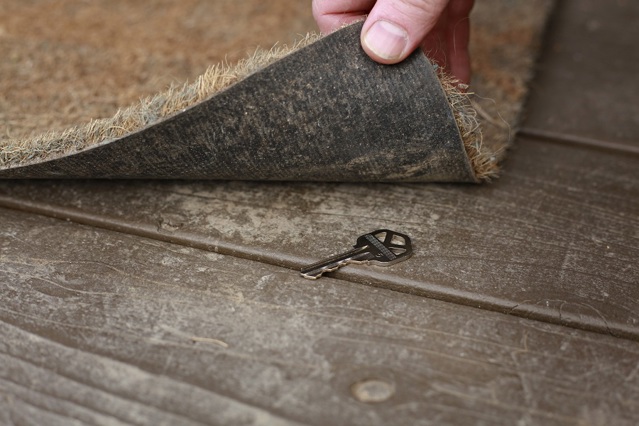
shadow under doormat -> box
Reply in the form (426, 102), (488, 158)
(0, 0), (555, 182)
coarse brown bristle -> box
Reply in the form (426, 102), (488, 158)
(0, 34), (321, 169)
(436, 71), (499, 181)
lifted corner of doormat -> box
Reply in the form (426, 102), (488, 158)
(0, 23), (485, 183)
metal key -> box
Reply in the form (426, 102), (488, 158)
(300, 229), (412, 279)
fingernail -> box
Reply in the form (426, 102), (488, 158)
(363, 20), (408, 61)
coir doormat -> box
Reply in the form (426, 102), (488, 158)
(0, 0), (554, 182)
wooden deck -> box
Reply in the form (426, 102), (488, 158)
(1, 1), (638, 424)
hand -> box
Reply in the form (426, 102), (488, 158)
(312, 0), (474, 84)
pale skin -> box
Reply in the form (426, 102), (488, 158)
(312, 0), (475, 84)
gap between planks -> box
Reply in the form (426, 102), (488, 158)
(1, 135), (637, 344)
(518, 128), (639, 156)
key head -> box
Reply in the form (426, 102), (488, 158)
(354, 229), (412, 266)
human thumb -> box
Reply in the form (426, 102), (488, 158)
(361, 0), (448, 64)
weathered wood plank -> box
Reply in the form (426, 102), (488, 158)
(522, 0), (639, 149)
(0, 139), (637, 340)
(2, 208), (639, 425)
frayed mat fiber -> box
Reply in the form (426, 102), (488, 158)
(437, 71), (497, 181)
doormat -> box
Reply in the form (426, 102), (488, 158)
(0, 0), (554, 182)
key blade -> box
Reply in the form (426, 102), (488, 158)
(300, 245), (373, 279)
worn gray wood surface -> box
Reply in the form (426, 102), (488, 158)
(522, 0), (639, 151)
(2, 207), (639, 425)
(1, 138), (637, 340)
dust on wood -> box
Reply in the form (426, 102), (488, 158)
(2, 208), (639, 424)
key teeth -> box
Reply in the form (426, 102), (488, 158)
(300, 259), (369, 280)
(300, 272), (321, 280)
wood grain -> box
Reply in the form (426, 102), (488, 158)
(522, 0), (639, 149)
(1, 138), (637, 340)
(2, 208), (639, 425)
